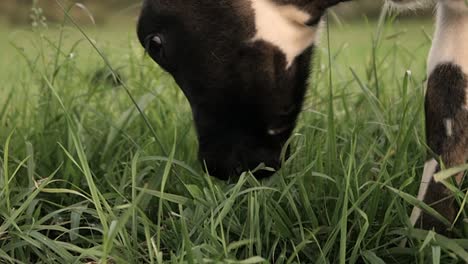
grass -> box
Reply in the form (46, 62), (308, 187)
(0, 4), (467, 263)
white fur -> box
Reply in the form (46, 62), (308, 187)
(444, 118), (454, 136)
(427, 2), (468, 75)
(410, 159), (438, 226)
(249, 0), (318, 68)
(427, 1), (468, 109)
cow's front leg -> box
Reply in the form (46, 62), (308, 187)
(411, 64), (468, 233)
(410, 0), (468, 234)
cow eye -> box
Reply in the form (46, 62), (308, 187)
(146, 34), (164, 52)
(145, 34), (172, 69)
(144, 34), (164, 55)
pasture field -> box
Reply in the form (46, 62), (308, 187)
(1, 9), (468, 264)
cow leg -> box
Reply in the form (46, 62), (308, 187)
(410, 1), (468, 233)
(411, 63), (468, 233)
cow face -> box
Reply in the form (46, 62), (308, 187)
(137, 0), (346, 180)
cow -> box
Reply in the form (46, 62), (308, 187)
(137, 0), (468, 234)
(392, 0), (468, 234)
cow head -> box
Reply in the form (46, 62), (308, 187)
(137, 0), (347, 180)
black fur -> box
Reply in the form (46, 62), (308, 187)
(426, 63), (467, 157)
(137, 0), (347, 179)
(419, 63), (468, 233)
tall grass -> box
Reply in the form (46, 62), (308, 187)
(0, 2), (467, 263)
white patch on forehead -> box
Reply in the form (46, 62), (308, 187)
(249, 0), (319, 68)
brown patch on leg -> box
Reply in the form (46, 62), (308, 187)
(415, 63), (468, 234)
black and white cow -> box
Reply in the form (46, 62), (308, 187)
(137, 0), (467, 233)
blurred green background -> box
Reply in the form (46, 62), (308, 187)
(0, 0), (435, 83)
(0, 0), (140, 25)
(0, 0), (432, 26)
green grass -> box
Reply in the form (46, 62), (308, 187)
(0, 6), (467, 264)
